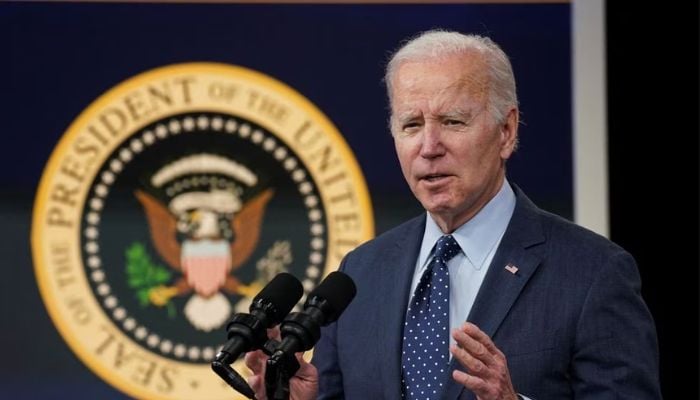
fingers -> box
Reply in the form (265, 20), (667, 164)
(245, 349), (268, 374)
(244, 326), (316, 400)
(248, 373), (266, 400)
(452, 369), (487, 393)
(267, 325), (282, 341)
(450, 342), (489, 375)
(294, 352), (318, 381)
(450, 322), (516, 400)
(245, 350), (269, 400)
(289, 357), (319, 400)
(452, 323), (499, 369)
(246, 349), (318, 400)
(462, 322), (500, 354)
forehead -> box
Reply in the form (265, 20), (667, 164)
(390, 53), (490, 113)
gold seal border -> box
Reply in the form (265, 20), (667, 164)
(31, 62), (374, 399)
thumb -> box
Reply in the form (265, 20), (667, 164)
(245, 349), (268, 375)
(294, 352), (318, 381)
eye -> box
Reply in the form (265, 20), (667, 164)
(401, 121), (423, 134)
(444, 119), (465, 127)
(404, 122), (420, 129)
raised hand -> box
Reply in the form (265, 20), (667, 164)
(244, 327), (319, 400)
(450, 322), (518, 400)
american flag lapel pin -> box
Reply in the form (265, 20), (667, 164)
(504, 263), (519, 274)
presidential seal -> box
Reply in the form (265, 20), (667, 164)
(31, 63), (374, 399)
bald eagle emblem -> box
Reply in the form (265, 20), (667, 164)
(132, 153), (276, 332)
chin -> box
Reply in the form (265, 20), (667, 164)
(421, 197), (456, 215)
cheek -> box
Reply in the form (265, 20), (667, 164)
(464, 134), (501, 167)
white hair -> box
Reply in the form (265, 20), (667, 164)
(385, 30), (518, 124)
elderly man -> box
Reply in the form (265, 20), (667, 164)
(246, 30), (661, 400)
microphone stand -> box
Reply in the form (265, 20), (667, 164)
(264, 300), (327, 400)
(211, 350), (256, 399)
(210, 336), (296, 400)
(264, 347), (300, 400)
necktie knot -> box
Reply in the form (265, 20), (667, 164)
(433, 235), (460, 264)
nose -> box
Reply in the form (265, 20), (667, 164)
(419, 122), (445, 159)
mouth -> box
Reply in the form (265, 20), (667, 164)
(420, 173), (452, 183)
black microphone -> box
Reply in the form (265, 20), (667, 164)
(272, 271), (357, 362)
(212, 272), (303, 399)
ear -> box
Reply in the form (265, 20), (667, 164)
(499, 107), (519, 160)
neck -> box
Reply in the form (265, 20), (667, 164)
(430, 175), (505, 233)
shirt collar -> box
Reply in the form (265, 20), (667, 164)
(418, 179), (516, 270)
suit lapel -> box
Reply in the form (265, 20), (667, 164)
(378, 215), (426, 400)
(442, 188), (547, 400)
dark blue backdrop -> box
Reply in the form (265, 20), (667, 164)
(0, 3), (570, 398)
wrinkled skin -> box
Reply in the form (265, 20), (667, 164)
(391, 52), (519, 399)
(390, 52), (518, 234)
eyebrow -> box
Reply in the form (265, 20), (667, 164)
(394, 110), (423, 124)
(392, 105), (481, 125)
(439, 109), (474, 120)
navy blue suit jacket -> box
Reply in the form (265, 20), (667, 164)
(312, 186), (661, 399)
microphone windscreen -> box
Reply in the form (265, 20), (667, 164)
(309, 271), (357, 322)
(253, 272), (303, 323)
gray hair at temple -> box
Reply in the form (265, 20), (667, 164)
(385, 30), (518, 125)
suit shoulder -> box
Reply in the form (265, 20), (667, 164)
(543, 209), (622, 248)
(513, 184), (627, 258)
(535, 208), (635, 270)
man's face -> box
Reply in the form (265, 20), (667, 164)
(390, 52), (517, 231)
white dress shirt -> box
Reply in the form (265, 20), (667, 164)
(407, 179), (516, 345)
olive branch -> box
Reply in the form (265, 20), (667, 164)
(125, 242), (176, 318)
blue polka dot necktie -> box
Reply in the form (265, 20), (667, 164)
(402, 234), (461, 400)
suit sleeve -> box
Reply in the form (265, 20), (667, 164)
(312, 320), (344, 399)
(571, 250), (662, 399)
(311, 256), (349, 399)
